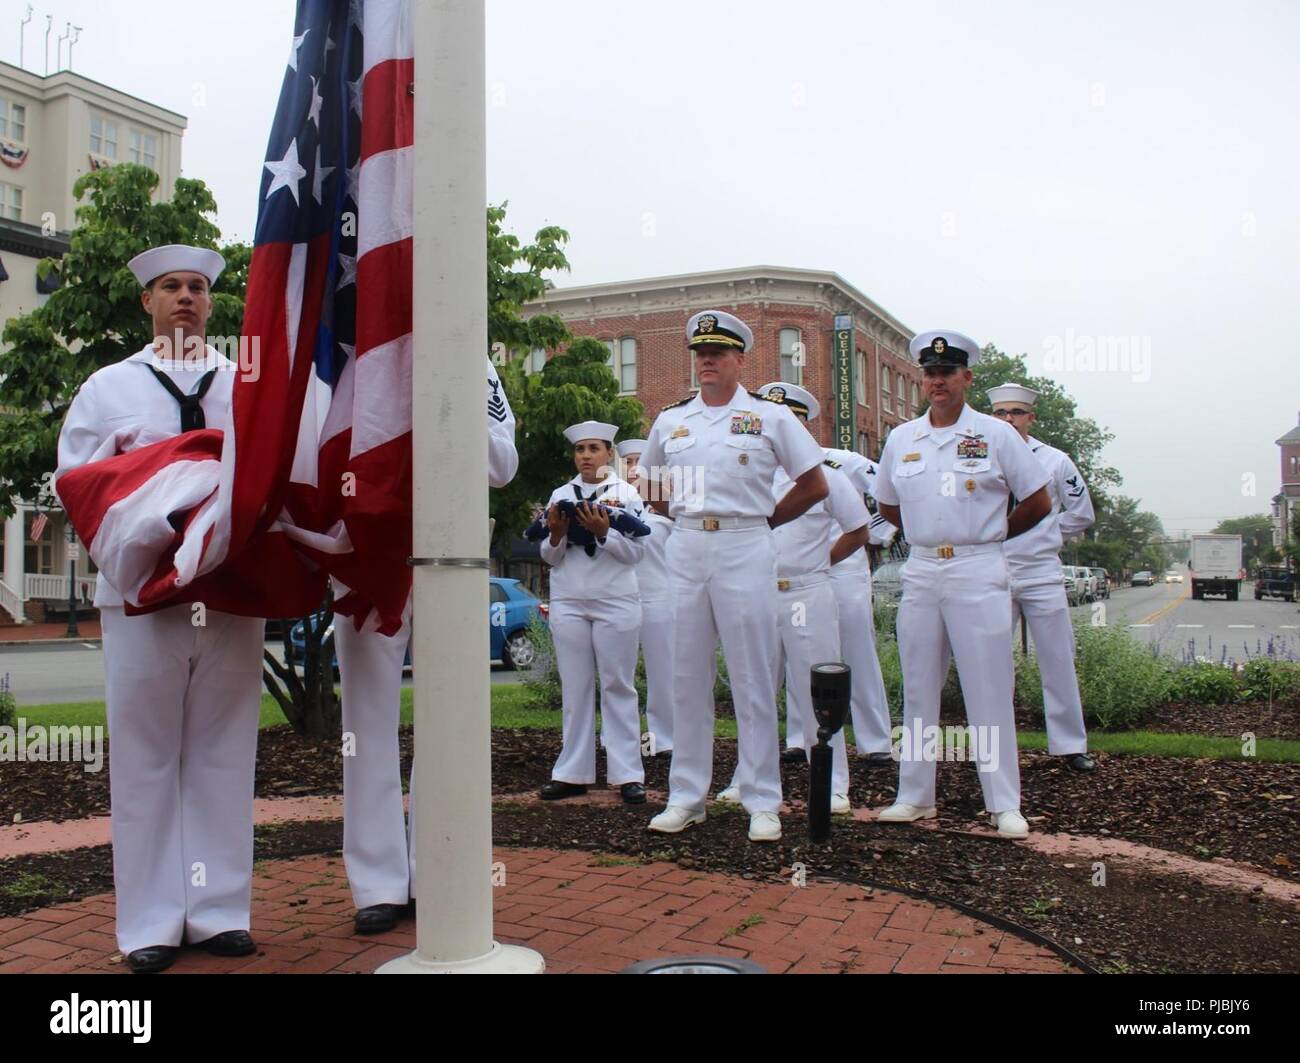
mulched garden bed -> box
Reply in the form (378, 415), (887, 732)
(4, 727), (1297, 880)
(3, 809), (1295, 975)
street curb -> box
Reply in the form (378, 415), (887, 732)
(0, 637), (103, 649)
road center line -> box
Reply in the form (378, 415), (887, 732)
(1175, 624), (1203, 629)
(1228, 624), (1254, 629)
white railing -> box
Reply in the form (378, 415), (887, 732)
(25, 573), (70, 600)
(0, 578), (23, 623)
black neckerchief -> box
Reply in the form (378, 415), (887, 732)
(148, 365), (217, 433)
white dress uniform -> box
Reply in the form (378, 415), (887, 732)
(769, 459), (868, 797)
(999, 410), (1096, 756)
(824, 447), (899, 757)
(635, 509), (676, 755)
(336, 358), (516, 910)
(540, 455), (646, 787)
(641, 370), (824, 819)
(873, 336), (1049, 821)
(56, 250), (265, 955)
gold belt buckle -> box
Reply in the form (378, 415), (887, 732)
(937, 544), (955, 560)
(777, 578), (791, 592)
(702, 518), (721, 531)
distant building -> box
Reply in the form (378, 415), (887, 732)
(0, 60), (186, 623)
(521, 265), (922, 459)
(1274, 413), (1300, 555)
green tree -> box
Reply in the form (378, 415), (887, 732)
(1211, 514), (1275, 572)
(966, 345), (1121, 512)
(491, 338), (645, 548)
(0, 164), (248, 516)
(487, 202), (570, 356)
(1085, 495), (1169, 574)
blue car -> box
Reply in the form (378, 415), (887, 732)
(286, 577), (546, 670)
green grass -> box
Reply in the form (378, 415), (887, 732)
(15, 690), (1300, 764)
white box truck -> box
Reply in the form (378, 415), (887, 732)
(1190, 534), (1244, 601)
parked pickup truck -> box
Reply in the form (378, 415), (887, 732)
(1254, 566), (1297, 602)
(1189, 534), (1245, 601)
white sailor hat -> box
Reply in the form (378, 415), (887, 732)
(687, 309), (753, 353)
(128, 244), (226, 287)
(563, 421), (619, 445)
(616, 438), (649, 457)
(986, 381), (1039, 407)
(757, 381), (820, 421)
(909, 329), (981, 368)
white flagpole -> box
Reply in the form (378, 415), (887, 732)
(377, 0), (543, 974)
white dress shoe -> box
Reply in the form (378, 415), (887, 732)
(831, 793), (851, 815)
(876, 802), (937, 823)
(648, 805), (706, 834)
(748, 811), (782, 842)
(990, 810), (1029, 839)
(714, 785), (741, 804)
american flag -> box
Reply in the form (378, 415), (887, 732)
(57, 0), (414, 630)
(29, 512), (47, 542)
(230, 0), (414, 634)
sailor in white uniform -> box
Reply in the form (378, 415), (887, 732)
(339, 359), (517, 934)
(55, 244), (262, 973)
(988, 382), (1096, 772)
(540, 422), (647, 803)
(643, 310), (827, 844)
(821, 446), (899, 766)
(617, 439), (675, 757)
(871, 331), (1052, 840)
(714, 382), (869, 815)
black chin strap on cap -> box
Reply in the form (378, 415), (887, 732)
(149, 366), (217, 432)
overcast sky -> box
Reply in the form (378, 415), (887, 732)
(9, 0), (1299, 535)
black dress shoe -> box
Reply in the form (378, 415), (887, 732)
(621, 782), (647, 805)
(355, 904), (402, 935)
(194, 930), (256, 956)
(540, 780), (588, 800)
(781, 747), (806, 764)
(1064, 753), (1096, 773)
(127, 945), (178, 974)
(862, 751), (895, 767)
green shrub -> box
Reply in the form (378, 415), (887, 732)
(1014, 646), (1043, 712)
(1240, 658), (1300, 705)
(1168, 661), (1239, 705)
(877, 636), (903, 723)
(1072, 621), (1173, 729)
(519, 614), (562, 712)
(0, 674), (15, 729)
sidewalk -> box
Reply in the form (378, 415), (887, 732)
(0, 620), (101, 644)
(0, 847), (1072, 974)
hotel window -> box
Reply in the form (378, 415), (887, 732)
(912, 382), (921, 410)
(524, 347), (546, 374)
(855, 350), (867, 405)
(90, 115), (118, 159)
(605, 338), (636, 393)
(897, 372), (907, 414)
(0, 182), (22, 221)
(779, 328), (803, 384)
(856, 431), (870, 457)
(0, 97), (27, 142)
(880, 366), (892, 412)
(129, 129), (158, 170)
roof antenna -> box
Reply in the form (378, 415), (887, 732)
(68, 24), (82, 70)
(44, 13), (52, 75)
(19, 5), (32, 70)
(57, 21), (71, 71)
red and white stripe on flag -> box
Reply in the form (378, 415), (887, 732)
(29, 512), (48, 542)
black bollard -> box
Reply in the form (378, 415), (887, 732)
(808, 663), (851, 843)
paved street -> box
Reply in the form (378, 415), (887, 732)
(0, 641), (526, 707)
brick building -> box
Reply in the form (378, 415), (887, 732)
(520, 265), (921, 460)
(1273, 413), (1300, 553)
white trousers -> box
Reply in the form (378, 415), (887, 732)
(895, 551), (1021, 813)
(667, 526), (782, 815)
(101, 605), (264, 954)
(832, 573), (894, 755)
(778, 580), (850, 794)
(1011, 574), (1088, 755)
(336, 610), (413, 909)
(639, 596), (675, 754)
(550, 596), (644, 786)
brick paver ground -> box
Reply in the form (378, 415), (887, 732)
(0, 848), (1073, 975)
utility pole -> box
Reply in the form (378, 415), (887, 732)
(19, 6), (32, 70)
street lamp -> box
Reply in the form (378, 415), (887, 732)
(809, 662), (851, 843)
(64, 522), (79, 638)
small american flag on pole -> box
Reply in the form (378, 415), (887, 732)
(29, 512), (48, 542)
